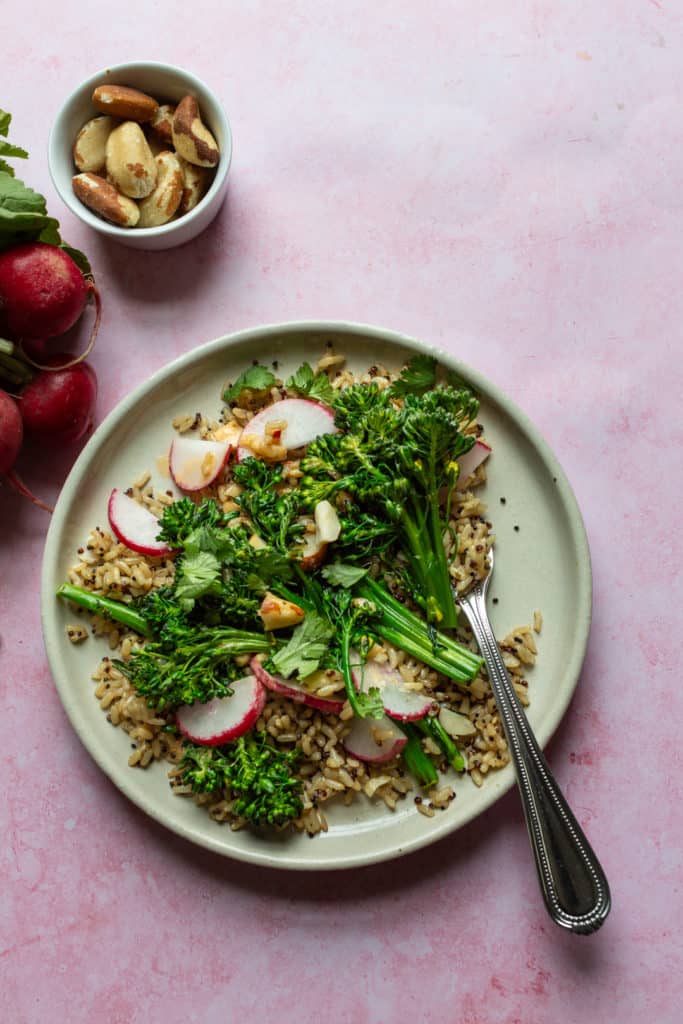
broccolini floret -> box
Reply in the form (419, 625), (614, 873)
(115, 624), (273, 711)
(177, 734), (304, 826)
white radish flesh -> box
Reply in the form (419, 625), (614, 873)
(251, 658), (345, 714)
(107, 488), (174, 556)
(169, 436), (232, 491)
(343, 714), (407, 763)
(176, 675), (266, 746)
(455, 440), (491, 489)
(237, 398), (336, 461)
(351, 653), (436, 721)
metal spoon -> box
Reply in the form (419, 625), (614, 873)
(454, 548), (611, 934)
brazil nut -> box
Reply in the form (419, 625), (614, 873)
(172, 95), (219, 167)
(149, 104), (176, 147)
(137, 151), (184, 227)
(73, 116), (116, 173)
(72, 173), (140, 227)
(92, 85), (158, 123)
(177, 157), (212, 215)
(105, 121), (157, 199)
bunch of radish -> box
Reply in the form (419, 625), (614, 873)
(0, 242), (101, 512)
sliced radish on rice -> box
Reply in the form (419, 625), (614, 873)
(169, 436), (233, 491)
(351, 652), (436, 721)
(237, 398), (336, 461)
(455, 440), (491, 489)
(176, 675), (266, 746)
(251, 658), (345, 714)
(343, 714), (408, 763)
(107, 488), (174, 557)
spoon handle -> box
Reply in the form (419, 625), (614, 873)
(458, 584), (611, 934)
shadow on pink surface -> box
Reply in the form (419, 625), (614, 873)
(90, 194), (234, 310)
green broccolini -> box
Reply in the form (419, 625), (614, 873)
(156, 497), (292, 627)
(299, 370), (480, 628)
(115, 624), (273, 711)
(231, 459), (303, 552)
(56, 583), (274, 711)
(177, 734), (304, 826)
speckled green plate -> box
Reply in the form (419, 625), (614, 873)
(41, 322), (592, 870)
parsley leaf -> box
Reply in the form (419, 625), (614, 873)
(321, 562), (368, 588)
(389, 354), (438, 397)
(223, 364), (276, 404)
(286, 362), (335, 407)
(174, 550), (222, 610)
(269, 611), (335, 679)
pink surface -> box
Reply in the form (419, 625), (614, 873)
(2, 3), (682, 1021)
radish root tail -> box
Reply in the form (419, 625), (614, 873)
(5, 469), (54, 513)
(19, 280), (102, 372)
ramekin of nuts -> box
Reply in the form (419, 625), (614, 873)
(48, 62), (232, 250)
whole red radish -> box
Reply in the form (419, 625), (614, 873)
(0, 243), (101, 365)
(20, 354), (97, 444)
(0, 389), (22, 477)
(0, 388), (52, 511)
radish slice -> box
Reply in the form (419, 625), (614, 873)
(455, 440), (491, 489)
(169, 437), (232, 491)
(343, 714), (407, 764)
(351, 653), (436, 721)
(107, 488), (174, 557)
(251, 658), (345, 714)
(176, 675), (266, 746)
(237, 398), (336, 461)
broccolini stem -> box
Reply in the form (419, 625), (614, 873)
(355, 578), (482, 682)
(56, 583), (152, 637)
(415, 716), (466, 772)
(399, 723), (439, 788)
(398, 497), (458, 630)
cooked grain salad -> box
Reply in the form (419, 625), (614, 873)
(59, 351), (540, 836)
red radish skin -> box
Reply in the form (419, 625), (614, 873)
(176, 675), (267, 746)
(0, 243), (102, 369)
(0, 390), (22, 475)
(237, 398), (336, 461)
(0, 388), (52, 512)
(342, 714), (408, 764)
(107, 489), (174, 557)
(351, 652), (436, 721)
(251, 658), (345, 714)
(20, 354), (97, 444)
(169, 436), (233, 491)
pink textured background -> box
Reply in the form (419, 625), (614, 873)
(2, 3), (682, 1022)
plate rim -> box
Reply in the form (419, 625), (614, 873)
(41, 319), (592, 870)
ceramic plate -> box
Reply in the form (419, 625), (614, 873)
(41, 321), (592, 870)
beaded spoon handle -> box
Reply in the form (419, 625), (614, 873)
(454, 548), (611, 934)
